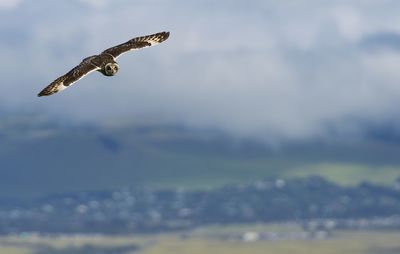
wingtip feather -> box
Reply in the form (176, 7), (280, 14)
(37, 90), (46, 97)
(163, 31), (170, 40)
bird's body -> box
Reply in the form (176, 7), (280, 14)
(38, 31), (169, 97)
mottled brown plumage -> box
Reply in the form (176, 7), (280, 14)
(38, 31), (170, 97)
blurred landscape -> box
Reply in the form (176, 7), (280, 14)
(2, 229), (400, 254)
(1, 113), (400, 253)
(2, 0), (400, 253)
(1, 113), (400, 199)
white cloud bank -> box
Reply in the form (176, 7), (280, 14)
(2, 0), (400, 142)
(78, 0), (110, 9)
(0, 0), (21, 9)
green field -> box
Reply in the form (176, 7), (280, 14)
(1, 227), (400, 254)
(140, 232), (400, 254)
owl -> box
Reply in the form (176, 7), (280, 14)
(38, 31), (170, 97)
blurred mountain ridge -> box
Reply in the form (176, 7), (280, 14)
(1, 113), (400, 199)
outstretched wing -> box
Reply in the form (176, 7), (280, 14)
(102, 31), (170, 59)
(38, 57), (100, 97)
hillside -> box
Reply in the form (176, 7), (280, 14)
(1, 114), (400, 198)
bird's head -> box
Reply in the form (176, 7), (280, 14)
(104, 62), (119, 76)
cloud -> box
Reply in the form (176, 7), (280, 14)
(361, 31), (400, 51)
(78, 0), (110, 9)
(0, 0), (22, 9)
(2, 0), (400, 142)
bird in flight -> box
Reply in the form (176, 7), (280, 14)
(38, 31), (170, 97)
